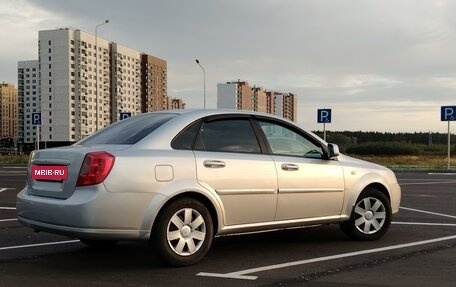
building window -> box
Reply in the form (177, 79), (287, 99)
(48, 40), (51, 45)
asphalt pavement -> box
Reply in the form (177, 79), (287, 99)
(1, 165), (455, 286)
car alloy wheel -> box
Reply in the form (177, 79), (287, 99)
(353, 197), (386, 234)
(152, 197), (213, 266)
(340, 188), (392, 241)
(166, 208), (206, 256)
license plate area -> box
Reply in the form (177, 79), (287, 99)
(31, 165), (69, 181)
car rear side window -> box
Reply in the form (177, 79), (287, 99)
(77, 113), (177, 145)
(196, 119), (261, 153)
(171, 120), (202, 150)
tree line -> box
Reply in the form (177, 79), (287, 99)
(313, 131), (456, 156)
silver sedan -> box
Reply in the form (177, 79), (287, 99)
(17, 109), (401, 266)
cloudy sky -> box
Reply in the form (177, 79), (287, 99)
(1, 0), (456, 132)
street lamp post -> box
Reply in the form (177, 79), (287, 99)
(195, 59), (206, 108)
(95, 19), (109, 131)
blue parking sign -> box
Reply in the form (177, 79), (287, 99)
(120, 112), (132, 120)
(32, 113), (41, 125)
(441, 106), (456, 121)
(317, 109), (332, 123)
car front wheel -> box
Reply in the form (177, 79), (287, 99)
(152, 197), (213, 266)
(341, 188), (392, 241)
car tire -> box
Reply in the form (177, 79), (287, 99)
(151, 197), (213, 266)
(340, 188), (392, 241)
(79, 238), (118, 248)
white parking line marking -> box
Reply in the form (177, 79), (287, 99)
(393, 221), (456, 227)
(197, 235), (456, 280)
(0, 166), (26, 169)
(400, 207), (456, 219)
(0, 188), (13, 193)
(428, 173), (456, 176)
(400, 181), (456, 186)
(0, 240), (80, 251)
(0, 207), (16, 210)
(0, 218), (17, 222)
(400, 178), (455, 181)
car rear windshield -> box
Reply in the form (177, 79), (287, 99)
(77, 113), (177, 145)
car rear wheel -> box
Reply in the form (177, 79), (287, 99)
(340, 188), (392, 241)
(152, 197), (213, 266)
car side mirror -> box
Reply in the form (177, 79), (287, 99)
(328, 143), (340, 159)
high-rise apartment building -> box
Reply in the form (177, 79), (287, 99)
(251, 86), (269, 113)
(111, 43), (141, 122)
(18, 27), (181, 149)
(38, 28), (112, 142)
(274, 92), (297, 122)
(0, 82), (18, 140)
(170, 98), (185, 109)
(141, 54), (167, 112)
(217, 80), (253, 110)
(217, 80), (297, 122)
(17, 60), (40, 149)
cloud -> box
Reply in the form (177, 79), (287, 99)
(2, 0), (456, 132)
(0, 0), (63, 83)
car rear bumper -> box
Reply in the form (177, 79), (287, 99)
(16, 184), (167, 240)
(17, 216), (151, 240)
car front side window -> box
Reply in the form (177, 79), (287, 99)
(258, 120), (324, 159)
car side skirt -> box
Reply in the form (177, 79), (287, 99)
(217, 215), (349, 235)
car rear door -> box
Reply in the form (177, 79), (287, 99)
(193, 116), (278, 226)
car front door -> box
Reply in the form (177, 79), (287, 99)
(193, 116), (278, 226)
(257, 119), (344, 221)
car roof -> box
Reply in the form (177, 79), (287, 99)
(147, 108), (295, 124)
(132, 109), (321, 150)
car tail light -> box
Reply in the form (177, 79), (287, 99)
(76, 151), (115, 186)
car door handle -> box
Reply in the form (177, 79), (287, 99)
(203, 160), (226, 168)
(281, 163), (299, 171)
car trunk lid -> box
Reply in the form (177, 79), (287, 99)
(27, 145), (128, 199)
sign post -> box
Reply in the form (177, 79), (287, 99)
(317, 108), (332, 141)
(32, 113), (41, 150)
(441, 106), (456, 170)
